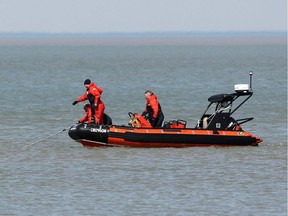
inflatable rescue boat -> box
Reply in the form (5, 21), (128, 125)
(69, 72), (262, 147)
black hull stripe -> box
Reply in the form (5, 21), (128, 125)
(109, 132), (257, 145)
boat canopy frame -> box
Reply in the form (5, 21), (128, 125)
(196, 91), (254, 130)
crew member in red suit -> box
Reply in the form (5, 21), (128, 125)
(142, 90), (164, 127)
(78, 103), (92, 123)
(72, 79), (105, 124)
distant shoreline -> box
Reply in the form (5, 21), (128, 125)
(0, 31), (286, 46)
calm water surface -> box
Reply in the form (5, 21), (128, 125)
(0, 41), (287, 215)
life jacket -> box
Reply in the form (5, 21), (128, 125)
(145, 94), (161, 119)
(130, 113), (152, 128)
(164, 120), (187, 129)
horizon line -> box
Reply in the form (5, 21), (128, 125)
(0, 31), (285, 46)
(0, 30), (286, 36)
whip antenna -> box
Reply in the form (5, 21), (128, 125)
(249, 71), (253, 91)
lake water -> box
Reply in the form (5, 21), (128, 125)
(0, 35), (287, 215)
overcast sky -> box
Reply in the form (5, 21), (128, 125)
(0, 0), (286, 33)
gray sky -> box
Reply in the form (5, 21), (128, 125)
(0, 0), (286, 33)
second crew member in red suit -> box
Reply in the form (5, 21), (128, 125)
(78, 103), (92, 124)
(142, 90), (164, 127)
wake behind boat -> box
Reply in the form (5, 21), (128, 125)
(68, 72), (262, 147)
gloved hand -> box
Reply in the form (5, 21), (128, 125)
(72, 101), (78, 105)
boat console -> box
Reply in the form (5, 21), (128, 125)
(197, 72), (255, 130)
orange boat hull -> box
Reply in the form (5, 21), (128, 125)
(69, 124), (262, 148)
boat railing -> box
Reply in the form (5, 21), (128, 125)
(235, 117), (254, 125)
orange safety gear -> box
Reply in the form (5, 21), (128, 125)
(144, 94), (159, 119)
(79, 104), (93, 123)
(76, 81), (105, 124)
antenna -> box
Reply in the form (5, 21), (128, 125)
(249, 71), (253, 91)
